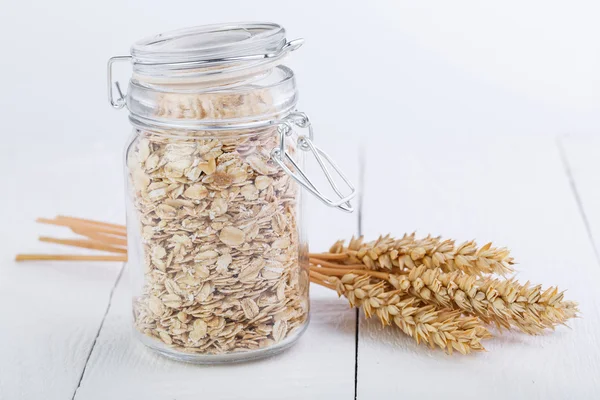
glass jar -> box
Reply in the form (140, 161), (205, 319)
(108, 23), (355, 363)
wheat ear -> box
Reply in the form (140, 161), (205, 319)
(312, 271), (491, 355)
(324, 234), (514, 276)
(387, 265), (579, 334)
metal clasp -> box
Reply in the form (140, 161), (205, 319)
(133, 39), (304, 68)
(271, 112), (357, 213)
(107, 55), (132, 109)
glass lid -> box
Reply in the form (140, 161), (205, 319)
(131, 22), (288, 67)
(107, 23), (302, 112)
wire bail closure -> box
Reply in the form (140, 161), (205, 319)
(271, 112), (357, 213)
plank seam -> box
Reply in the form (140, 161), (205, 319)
(71, 262), (126, 400)
(354, 144), (365, 400)
(557, 137), (600, 265)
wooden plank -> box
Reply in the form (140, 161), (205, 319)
(357, 135), (600, 399)
(72, 136), (360, 399)
(0, 144), (125, 400)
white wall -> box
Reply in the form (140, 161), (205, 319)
(0, 0), (597, 155)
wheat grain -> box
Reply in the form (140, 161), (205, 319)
(386, 265), (579, 334)
(326, 234), (514, 276)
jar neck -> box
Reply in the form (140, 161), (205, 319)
(126, 65), (298, 132)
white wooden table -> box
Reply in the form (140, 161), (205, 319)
(2, 133), (600, 399)
(2, 1), (600, 398)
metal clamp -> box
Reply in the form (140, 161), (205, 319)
(107, 55), (132, 109)
(133, 38), (304, 68)
(271, 112), (357, 213)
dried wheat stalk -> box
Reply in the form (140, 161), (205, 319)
(311, 270), (490, 354)
(312, 264), (578, 335)
(322, 234), (514, 276)
(388, 265), (578, 334)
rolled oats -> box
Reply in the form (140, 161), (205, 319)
(127, 91), (309, 357)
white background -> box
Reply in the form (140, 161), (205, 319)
(0, 0), (598, 148)
(1, 1), (599, 399)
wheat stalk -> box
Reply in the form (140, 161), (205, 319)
(311, 270), (491, 354)
(322, 234), (514, 276)
(314, 264), (578, 334)
(392, 265), (578, 333)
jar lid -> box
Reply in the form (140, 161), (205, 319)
(108, 23), (302, 129)
(130, 23), (302, 76)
